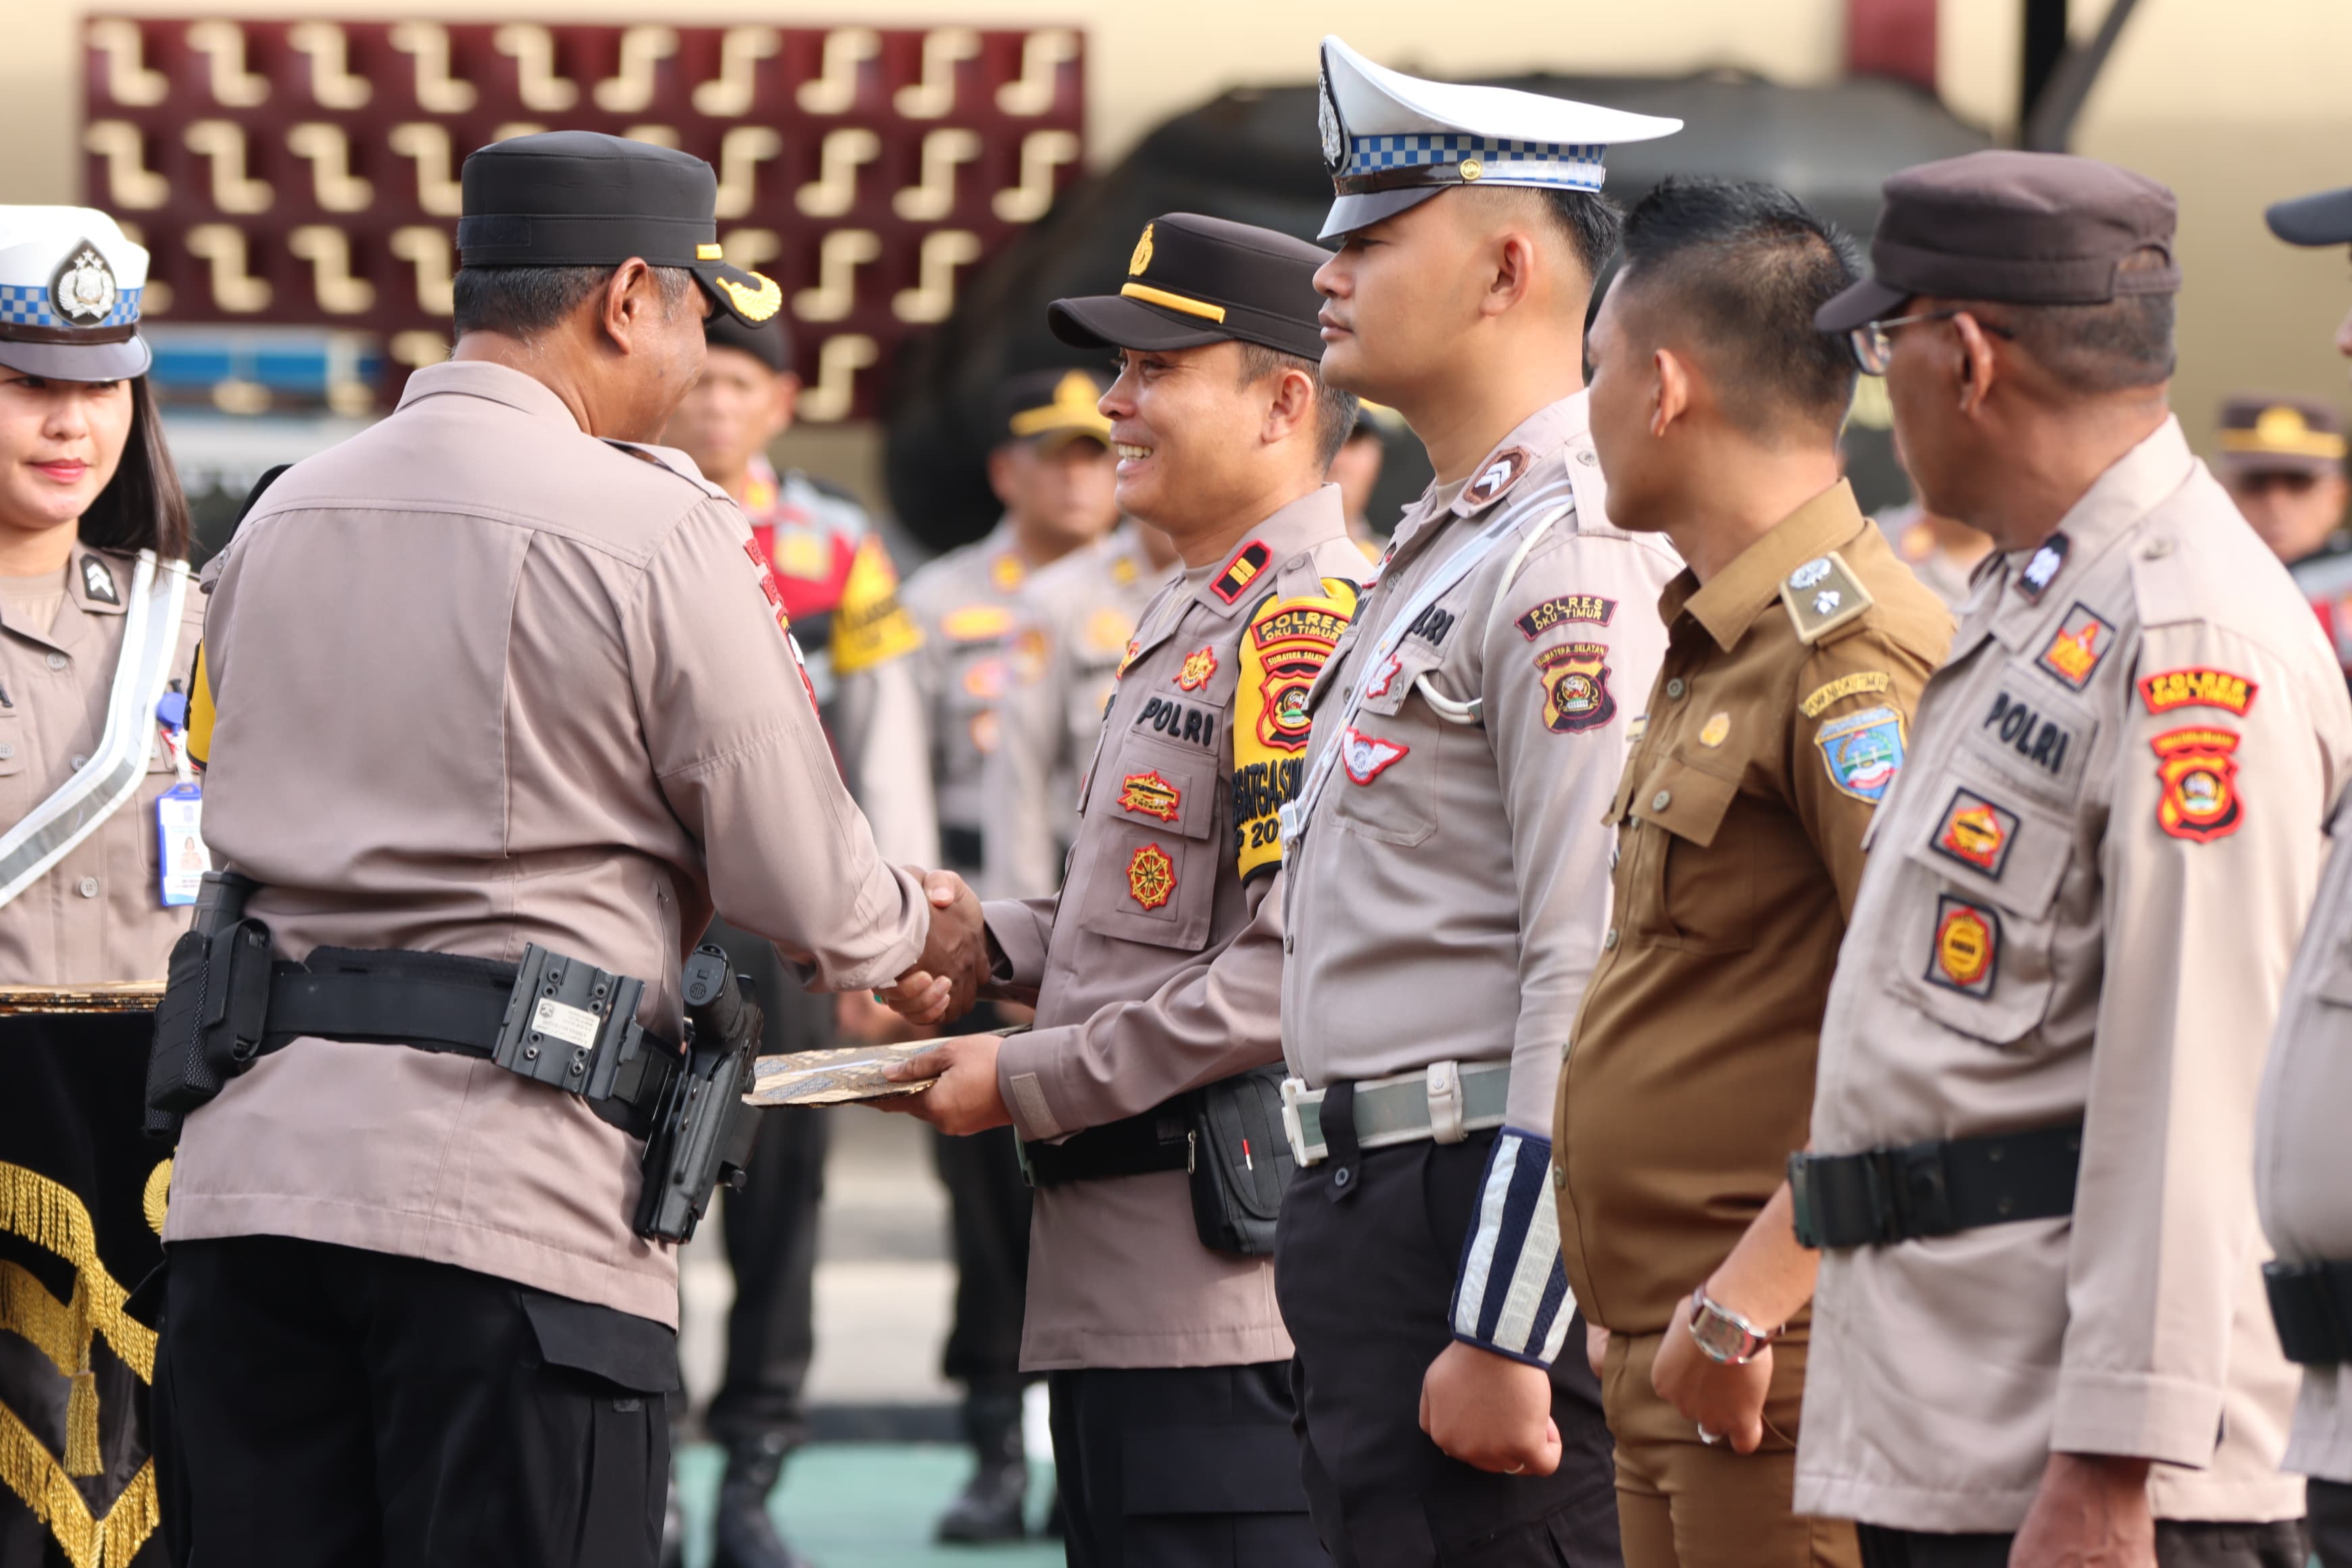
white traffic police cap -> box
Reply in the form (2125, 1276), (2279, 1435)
(0, 207), (152, 382)
(1317, 36), (1682, 240)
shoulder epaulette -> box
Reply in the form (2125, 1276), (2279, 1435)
(1780, 550), (1873, 645)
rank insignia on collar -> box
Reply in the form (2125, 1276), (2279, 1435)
(1461, 447), (1532, 509)
(2151, 727), (2243, 843)
(2034, 603), (2115, 693)
(1212, 540), (1271, 604)
(1535, 642), (1616, 734)
(1778, 552), (1872, 645)
(1930, 788), (2019, 879)
(1815, 705), (1907, 803)
(1340, 727), (1409, 784)
(2140, 666), (2257, 717)
(1926, 894), (2001, 998)
(78, 554), (118, 605)
(2017, 533), (2069, 604)
(1175, 646), (1217, 691)
(1118, 771), (1181, 823)
(1126, 843), (1177, 910)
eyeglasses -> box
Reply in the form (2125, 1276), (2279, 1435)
(1845, 311), (2016, 376)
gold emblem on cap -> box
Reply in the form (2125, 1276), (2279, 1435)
(716, 271), (783, 323)
(1129, 222), (1154, 277)
(2257, 405), (2311, 442)
(697, 243), (723, 260)
(1459, 157), (1484, 182)
(1008, 372), (1113, 440)
(2222, 403), (2348, 462)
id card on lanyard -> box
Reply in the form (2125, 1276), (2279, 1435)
(154, 704), (208, 906)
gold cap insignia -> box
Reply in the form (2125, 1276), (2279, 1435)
(1459, 157), (1484, 182)
(716, 271), (783, 323)
(1130, 223), (1155, 277)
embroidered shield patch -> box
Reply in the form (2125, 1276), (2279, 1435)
(1535, 642), (1615, 734)
(1926, 895), (2001, 998)
(1118, 772), (1181, 823)
(1339, 727), (1408, 784)
(1176, 646), (1217, 691)
(2151, 727), (2243, 843)
(2034, 603), (2115, 693)
(1813, 706), (1907, 802)
(1126, 843), (1177, 910)
(1930, 788), (2019, 878)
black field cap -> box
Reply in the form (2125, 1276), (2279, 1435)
(458, 130), (782, 328)
(2217, 393), (2347, 476)
(994, 368), (1112, 448)
(1048, 214), (1329, 360)
(1816, 150), (2180, 333)
(706, 312), (793, 373)
(2268, 186), (2352, 247)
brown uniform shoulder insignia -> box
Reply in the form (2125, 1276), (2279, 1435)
(1780, 551), (1873, 645)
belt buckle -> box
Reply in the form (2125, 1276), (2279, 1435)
(1425, 1061), (1465, 1144)
(493, 943), (646, 1100)
(1878, 1141), (1957, 1242)
(1281, 1077), (1325, 1167)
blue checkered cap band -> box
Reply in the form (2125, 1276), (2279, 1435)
(1346, 134), (1606, 193)
(0, 283), (143, 330)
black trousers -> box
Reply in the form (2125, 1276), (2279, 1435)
(1049, 1362), (1327, 1568)
(700, 920), (833, 1450)
(153, 1235), (675, 1568)
(935, 1002), (1032, 1396)
(1855, 1516), (2308, 1568)
(1275, 1128), (1619, 1568)
(2313, 1478), (2352, 1567)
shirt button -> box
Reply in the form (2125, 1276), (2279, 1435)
(1652, 790), (1673, 811)
(70, 754), (86, 770)
(1665, 677), (1686, 699)
(45, 652), (68, 671)
(1602, 927), (1619, 950)
(0, 742), (12, 760)
(77, 877), (99, 899)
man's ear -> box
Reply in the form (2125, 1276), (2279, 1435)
(599, 258), (657, 355)
(1484, 232), (1539, 321)
(1263, 364), (1317, 447)
(1951, 312), (2001, 418)
(768, 372), (801, 439)
(1651, 346), (1691, 439)
(986, 443), (1020, 508)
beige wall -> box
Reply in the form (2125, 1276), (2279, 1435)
(7, 1), (2351, 458)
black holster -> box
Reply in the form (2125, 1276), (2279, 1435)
(144, 872), (268, 1140)
(633, 946), (764, 1244)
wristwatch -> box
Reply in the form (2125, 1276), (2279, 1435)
(1686, 1287), (1780, 1366)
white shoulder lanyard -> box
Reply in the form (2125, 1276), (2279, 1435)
(1279, 502), (1567, 848)
(0, 551), (189, 908)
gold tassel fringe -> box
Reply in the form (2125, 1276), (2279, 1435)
(0, 1399), (157, 1568)
(62, 1371), (99, 1479)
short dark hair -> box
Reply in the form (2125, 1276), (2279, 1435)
(1235, 341), (1359, 470)
(1615, 177), (1862, 439)
(1538, 189), (1626, 288)
(450, 263), (695, 339)
(79, 375), (191, 560)
(1974, 247), (2176, 395)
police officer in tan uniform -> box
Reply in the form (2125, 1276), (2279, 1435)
(840, 366), (1121, 1541)
(1271, 39), (1682, 1568)
(882, 209), (1368, 1568)
(2249, 178), (2352, 1568)
(1792, 151), (2349, 1568)
(153, 132), (985, 1565)
(1561, 179), (1951, 1568)
(983, 519), (1178, 900)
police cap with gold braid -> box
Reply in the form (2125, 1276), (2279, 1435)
(458, 130), (783, 328)
(1048, 214), (1330, 361)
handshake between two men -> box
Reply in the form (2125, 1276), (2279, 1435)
(860, 868), (1023, 1138)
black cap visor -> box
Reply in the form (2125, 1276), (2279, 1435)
(1812, 275), (1911, 335)
(2268, 187), (2352, 248)
(691, 260), (785, 329)
(1048, 292), (1325, 361)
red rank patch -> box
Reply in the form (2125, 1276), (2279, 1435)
(1126, 843), (1177, 910)
(2151, 727), (2243, 843)
(1118, 771), (1181, 823)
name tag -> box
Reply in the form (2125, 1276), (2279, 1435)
(156, 782), (209, 906)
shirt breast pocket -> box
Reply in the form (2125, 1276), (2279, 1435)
(1896, 753), (2073, 1047)
(1326, 644), (1448, 850)
(1625, 752), (1750, 954)
(1079, 735), (1221, 952)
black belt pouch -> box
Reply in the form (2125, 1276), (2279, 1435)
(1187, 1067), (1294, 1257)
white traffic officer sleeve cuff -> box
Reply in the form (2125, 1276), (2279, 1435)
(1450, 1127), (1575, 1367)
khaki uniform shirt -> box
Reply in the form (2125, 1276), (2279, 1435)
(983, 524), (1174, 898)
(2258, 777), (2352, 1482)
(0, 549), (206, 983)
(1279, 394), (1679, 1360)
(837, 521), (1031, 871)
(1797, 418), (2349, 1531)
(168, 362), (930, 1327)
(985, 486), (1367, 1369)
(1559, 483), (1952, 1335)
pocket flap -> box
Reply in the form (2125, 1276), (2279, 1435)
(1103, 737), (1217, 841)
(1905, 764), (2072, 921)
(522, 1294), (679, 1394)
(1628, 754), (1740, 848)
(1352, 638), (1445, 718)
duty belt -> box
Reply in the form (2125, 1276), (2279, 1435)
(1279, 1060), (1511, 1167)
(1788, 1121), (2083, 1250)
(2263, 1259), (2352, 1366)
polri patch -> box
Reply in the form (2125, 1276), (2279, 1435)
(1535, 642), (1616, 734)
(2151, 727), (2243, 843)
(78, 554), (118, 605)
(2034, 603), (2115, 693)
(1212, 540), (1272, 604)
(1176, 646), (1217, 691)
(1515, 593), (1615, 639)
(1815, 705), (1907, 802)
(1461, 447), (1532, 508)
(1931, 787), (2019, 879)
(1126, 843), (1177, 910)
(1979, 687), (2082, 785)
(1133, 696), (1218, 749)
(1926, 895), (2001, 998)
(1340, 727), (1408, 783)
(2139, 667), (2257, 717)
(1799, 670), (1890, 718)
(1118, 771), (1181, 823)
(2016, 533), (2069, 603)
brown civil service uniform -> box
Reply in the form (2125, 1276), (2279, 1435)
(1559, 483), (1951, 1567)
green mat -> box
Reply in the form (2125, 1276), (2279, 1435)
(675, 1443), (1064, 1568)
